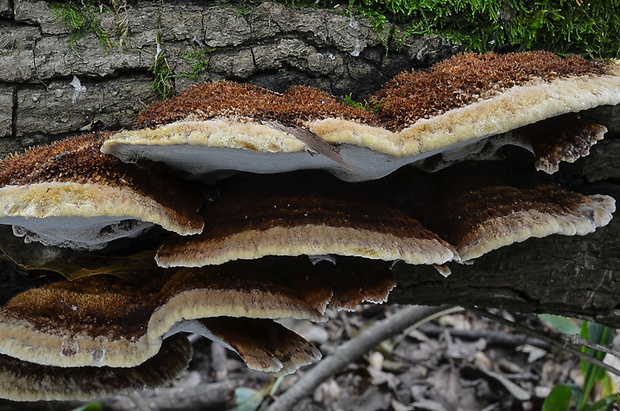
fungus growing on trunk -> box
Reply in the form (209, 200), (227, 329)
(0, 334), (192, 401)
(0, 51), (617, 402)
(400, 162), (616, 262)
(0, 132), (204, 250)
(102, 52), (620, 182)
(155, 171), (458, 268)
(155, 165), (614, 268)
(0, 256), (394, 388)
(170, 317), (321, 376)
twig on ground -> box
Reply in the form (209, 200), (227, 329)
(210, 341), (229, 381)
(566, 333), (620, 358)
(338, 311), (353, 339)
(469, 307), (620, 378)
(266, 305), (454, 411)
(417, 323), (550, 349)
(102, 380), (237, 411)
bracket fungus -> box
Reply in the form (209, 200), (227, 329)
(155, 172), (458, 268)
(0, 256), (393, 400)
(155, 164), (614, 268)
(167, 317), (321, 376)
(0, 51), (618, 402)
(399, 162), (615, 262)
(102, 51), (620, 182)
(0, 334), (192, 402)
(0, 132), (204, 250)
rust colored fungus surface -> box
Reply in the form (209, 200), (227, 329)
(401, 163), (615, 262)
(157, 165), (615, 268)
(511, 114), (608, 173)
(102, 52), (620, 182)
(416, 113), (608, 174)
(372, 51), (610, 130)
(134, 83), (376, 129)
(155, 171), (457, 268)
(177, 317), (322, 376)
(322, 258), (400, 310)
(0, 132), (204, 249)
(0, 256), (394, 371)
(0, 334), (191, 401)
(135, 51), (607, 132)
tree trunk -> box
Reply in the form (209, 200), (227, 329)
(2, 0), (620, 327)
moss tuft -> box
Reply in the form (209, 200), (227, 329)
(51, 0), (114, 53)
(340, 94), (382, 113)
(177, 47), (215, 80)
(260, 0), (620, 58)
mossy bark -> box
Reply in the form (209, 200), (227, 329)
(2, 0), (620, 328)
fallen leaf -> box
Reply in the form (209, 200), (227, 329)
(518, 344), (548, 363)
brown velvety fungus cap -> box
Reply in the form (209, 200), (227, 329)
(0, 256), (395, 372)
(157, 162), (615, 269)
(452, 185), (613, 262)
(324, 258), (397, 310)
(133, 82), (375, 129)
(175, 317), (322, 376)
(102, 52), (620, 182)
(511, 114), (608, 174)
(0, 132), (204, 250)
(0, 265), (322, 369)
(0, 334), (191, 401)
(372, 51), (611, 130)
(155, 172), (458, 268)
(403, 162), (616, 263)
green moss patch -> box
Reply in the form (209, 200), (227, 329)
(277, 0), (620, 58)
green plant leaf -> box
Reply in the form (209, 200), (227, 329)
(230, 377), (282, 411)
(580, 322), (613, 375)
(71, 403), (103, 411)
(539, 314), (581, 335)
(578, 321), (616, 410)
(600, 370), (617, 399)
(231, 387), (265, 411)
(542, 385), (572, 411)
(583, 393), (618, 411)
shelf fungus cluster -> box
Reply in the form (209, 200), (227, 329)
(0, 132), (204, 250)
(0, 51), (618, 401)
